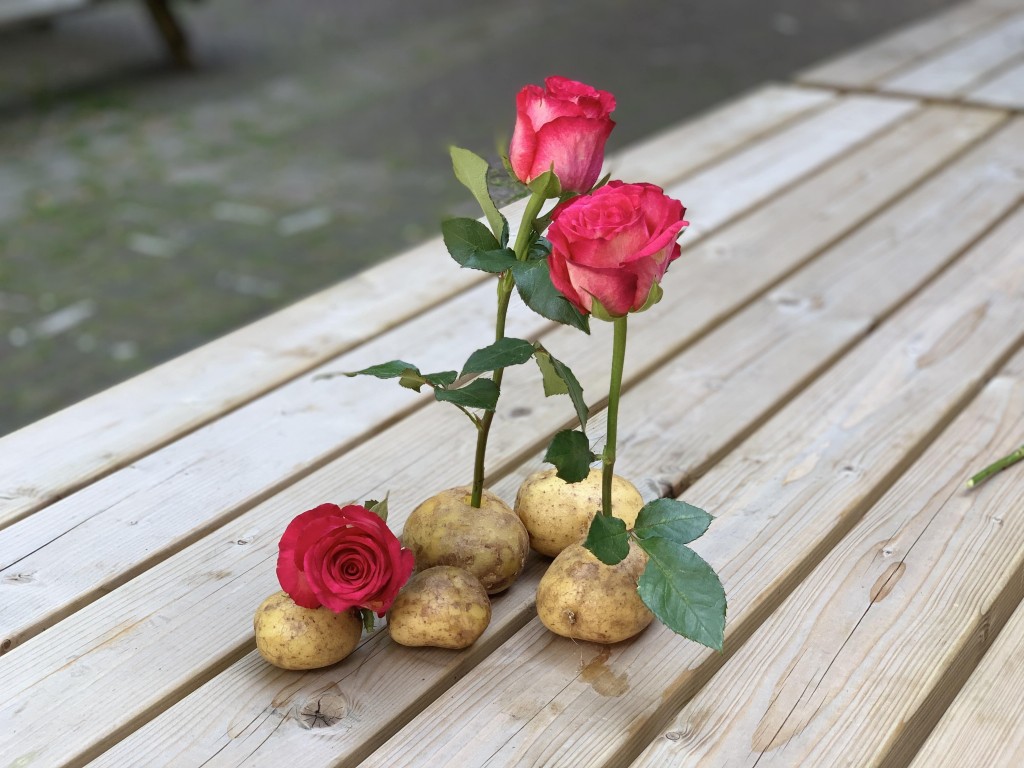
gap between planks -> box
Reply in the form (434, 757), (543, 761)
(0, 83), (839, 531)
(80, 122), (1024, 768)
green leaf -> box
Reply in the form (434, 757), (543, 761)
(450, 146), (503, 238)
(366, 494), (389, 522)
(527, 235), (552, 261)
(499, 214), (510, 248)
(583, 514), (629, 565)
(637, 538), (727, 651)
(442, 217), (499, 261)
(543, 429), (596, 483)
(591, 172), (611, 192)
(633, 498), (712, 546)
(434, 378), (500, 411)
(511, 259), (590, 334)
(398, 373), (428, 391)
(423, 370), (458, 388)
(463, 248), (519, 274)
(533, 348), (569, 396)
(528, 168), (562, 199)
(345, 360), (421, 380)
(462, 338), (536, 376)
(360, 608), (375, 633)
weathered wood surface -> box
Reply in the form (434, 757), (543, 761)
(910, 576), (1024, 768)
(84, 105), (1019, 768)
(358, 186), (1024, 768)
(0, 84), (833, 532)
(970, 60), (1024, 109)
(632, 320), (1024, 767)
(0, 92), (919, 655)
(0, 0), (85, 24)
(797, 2), (1009, 89)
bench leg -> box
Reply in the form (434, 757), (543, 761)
(142, 0), (193, 68)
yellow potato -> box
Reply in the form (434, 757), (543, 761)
(253, 590), (362, 670)
(515, 468), (644, 557)
(536, 540), (653, 644)
(403, 486), (529, 594)
(388, 566), (491, 649)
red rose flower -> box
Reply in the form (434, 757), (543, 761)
(509, 76), (616, 194)
(276, 503), (414, 616)
(547, 181), (687, 317)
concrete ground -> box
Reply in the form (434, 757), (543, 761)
(0, 0), (960, 436)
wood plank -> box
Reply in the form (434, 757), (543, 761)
(796, 2), (1008, 89)
(969, 58), (1024, 109)
(632, 338), (1024, 768)
(84, 116), (1024, 768)
(910, 582), (1024, 767)
(0, 82), (836, 532)
(882, 11), (1024, 99)
(358, 200), (1024, 768)
(0, 94), (926, 655)
(0, 0), (85, 24)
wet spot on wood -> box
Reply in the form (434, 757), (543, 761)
(870, 561), (906, 603)
(580, 646), (629, 697)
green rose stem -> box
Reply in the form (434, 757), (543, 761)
(966, 444), (1024, 489)
(469, 187), (549, 508)
(601, 315), (628, 517)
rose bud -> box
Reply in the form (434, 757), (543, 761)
(509, 76), (616, 194)
(276, 503), (415, 616)
(547, 181), (687, 318)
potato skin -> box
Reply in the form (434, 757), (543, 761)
(403, 487), (529, 594)
(254, 590), (363, 670)
(536, 540), (653, 644)
(515, 468), (644, 557)
(388, 566), (491, 649)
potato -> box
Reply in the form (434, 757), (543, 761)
(403, 486), (529, 594)
(515, 468), (644, 557)
(388, 566), (491, 649)
(536, 540), (653, 644)
(253, 590), (362, 670)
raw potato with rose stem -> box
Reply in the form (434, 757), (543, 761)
(536, 539), (653, 643)
(254, 590), (362, 670)
(515, 467), (644, 557)
(403, 486), (529, 594)
(388, 566), (491, 648)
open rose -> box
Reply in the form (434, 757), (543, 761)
(276, 503), (414, 616)
(509, 76), (616, 194)
(547, 181), (687, 317)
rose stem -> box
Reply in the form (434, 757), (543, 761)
(966, 444), (1024, 489)
(470, 188), (548, 508)
(601, 315), (628, 517)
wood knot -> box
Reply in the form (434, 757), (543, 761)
(297, 693), (349, 729)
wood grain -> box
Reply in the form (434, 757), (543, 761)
(633, 327), (1024, 768)
(969, 59), (1024, 110)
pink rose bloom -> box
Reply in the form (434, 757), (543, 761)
(547, 181), (687, 317)
(509, 76), (616, 194)
(276, 503), (415, 616)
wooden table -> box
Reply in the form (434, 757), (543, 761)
(2, 2), (1023, 765)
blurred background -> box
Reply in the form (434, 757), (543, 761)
(0, 0), (959, 437)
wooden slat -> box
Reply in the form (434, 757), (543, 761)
(357, 206), (1024, 768)
(910, 580), (1024, 767)
(632, 339), (1024, 768)
(882, 11), (1024, 99)
(0, 0), (85, 24)
(88, 117), (1024, 768)
(0, 83), (836, 532)
(0, 96), (941, 766)
(0, 93), (921, 656)
(969, 58), (1024, 109)
(796, 2), (1008, 89)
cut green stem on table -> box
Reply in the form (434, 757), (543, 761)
(601, 315), (628, 517)
(966, 444), (1024, 489)
(470, 188), (547, 508)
